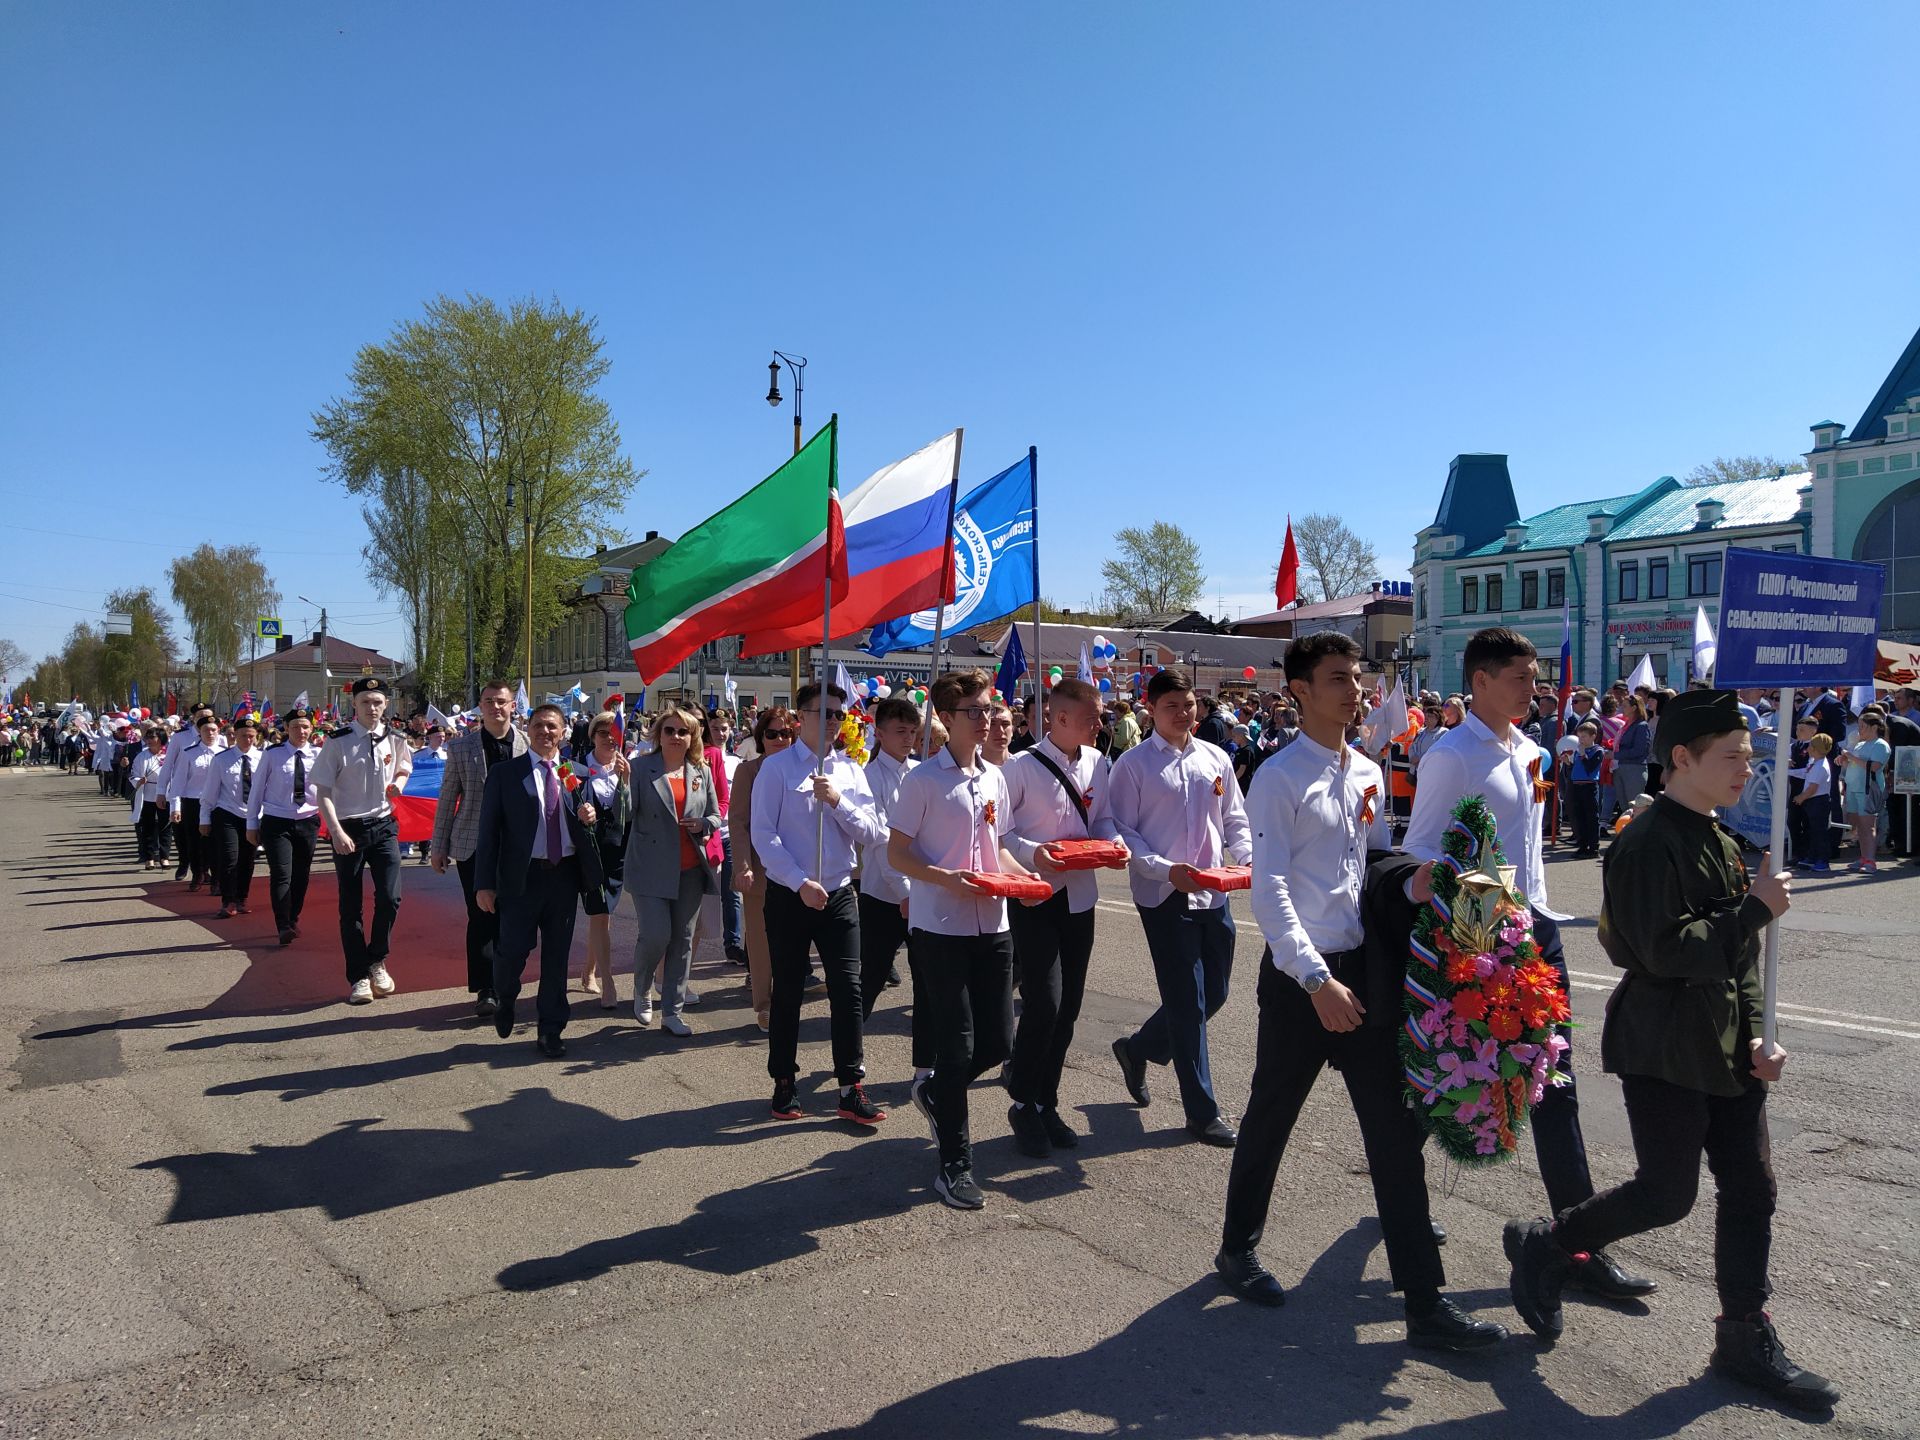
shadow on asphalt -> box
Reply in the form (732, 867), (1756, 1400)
(802, 1227), (1776, 1439)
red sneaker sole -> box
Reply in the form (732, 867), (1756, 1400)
(837, 1109), (886, 1126)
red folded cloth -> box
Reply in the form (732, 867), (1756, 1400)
(1189, 865), (1252, 893)
(964, 871), (1055, 900)
(1045, 838), (1131, 871)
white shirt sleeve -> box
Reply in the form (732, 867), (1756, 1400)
(1109, 751), (1172, 883)
(1247, 760), (1330, 986)
(1401, 742), (1463, 864)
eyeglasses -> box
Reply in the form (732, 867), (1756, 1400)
(800, 709), (846, 723)
(949, 706), (992, 721)
(762, 729), (792, 741)
(659, 727), (692, 739)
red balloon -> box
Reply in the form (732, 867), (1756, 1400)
(1242, 666), (1256, 680)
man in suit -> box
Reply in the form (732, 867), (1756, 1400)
(431, 681), (526, 1020)
(474, 703), (603, 1059)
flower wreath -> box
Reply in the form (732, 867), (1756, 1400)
(1401, 795), (1571, 1163)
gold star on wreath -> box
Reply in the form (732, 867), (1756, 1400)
(1452, 850), (1525, 953)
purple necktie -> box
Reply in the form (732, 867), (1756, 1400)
(542, 759), (562, 860)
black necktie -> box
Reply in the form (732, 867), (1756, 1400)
(241, 754), (253, 803)
(293, 750), (307, 804)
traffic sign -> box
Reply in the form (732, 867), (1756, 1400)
(257, 617), (283, 640)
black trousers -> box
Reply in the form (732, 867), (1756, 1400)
(259, 816), (319, 931)
(136, 801), (173, 864)
(1223, 954), (1444, 1299)
(1556, 1075), (1774, 1316)
(1007, 890), (1096, 1109)
(766, 881), (864, 1085)
(456, 853), (501, 994)
(1569, 780), (1600, 851)
(1529, 913), (1594, 1215)
(208, 807), (256, 907)
(332, 813), (402, 984)
(919, 928), (1016, 1169)
(1128, 894), (1236, 1127)
(858, 889), (909, 1020)
(175, 797), (204, 878)
(495, 856), (580, 1038)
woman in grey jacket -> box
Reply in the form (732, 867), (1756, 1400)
(627, 704), (720, 1035)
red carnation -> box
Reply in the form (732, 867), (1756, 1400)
(1445, 955), (1481, 986)
(1487, 1009), (1524, 1043)
(1451, 988), (1488, 1022)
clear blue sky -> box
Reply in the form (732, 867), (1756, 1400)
(2, 2), (1913, 672)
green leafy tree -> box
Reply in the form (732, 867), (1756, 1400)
(1683, 455), (1801, 486)
(167, 543), (280, 706)
(1099, 522), (1206, 619)
(312, 294), (643, 689)
(97, 587), (178, 709)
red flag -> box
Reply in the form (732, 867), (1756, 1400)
(165, 691), (178, 716)
(1274, 518), (1299, 609)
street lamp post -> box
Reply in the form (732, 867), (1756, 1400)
(767, 350), (809, 703)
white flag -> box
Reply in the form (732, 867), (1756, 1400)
(1625, 653), (1657, 693)
(291, 690), (310, 711)
(1077, 643), (1093, 682)
(834, 661), (856, 703)
(724, 670), (738, 708)
(425, 702), (452, 729)
(1851, 683), (1878, 713)
(514, 681), (530, 717)
(1691, 606), (1717, 681)
(1364, 674), (1407, 758)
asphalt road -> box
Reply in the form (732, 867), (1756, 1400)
(2, 766), (1914, 1439)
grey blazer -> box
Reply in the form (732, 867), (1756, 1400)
(625, 750), (720, 900)
(432, 725), (527, 862)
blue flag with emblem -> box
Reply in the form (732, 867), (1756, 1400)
(994, 623), (1027, 699)
(864, 452), (1036, 657)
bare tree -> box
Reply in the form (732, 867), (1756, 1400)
(0, 638), (29, 679)
(1293, 513), (1380, 603)
(1683, 455), (1800, 486)
(1099, 522), (1206, 618)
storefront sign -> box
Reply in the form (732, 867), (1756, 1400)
(1715, 549), (1884, 688)
(1603, 615), (1693, 637)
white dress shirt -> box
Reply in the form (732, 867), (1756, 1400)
(528, 753), (575, 859)
(861, 749), (917, 906)
(1402, 710), (1559, 918)
(155, 725), (200, 796)
(309, 720), (412, 820)
(889, 746), (1012, 937)
(198, 744), (264, 821)
(165, 737), (227, 809)
(1001, 736), (1115, 913)
(1247, 732), (1390, 985)
(749, 738), (885, 893)
(130, 749), (168, 807)
(1107, 730), (1252, 910)
(577, 753), (622, 811)
(247, 742), (321, 824)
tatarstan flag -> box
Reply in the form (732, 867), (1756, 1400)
(625, 418), (848, 682)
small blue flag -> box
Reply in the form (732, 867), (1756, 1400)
(995, 624), (1028, 700)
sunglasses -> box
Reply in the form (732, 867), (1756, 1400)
(801, 709), (846, 723)
(659, 726), (693, 739)
(763, 729), (792, 741)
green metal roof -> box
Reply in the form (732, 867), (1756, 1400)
(1461, 493), (1635, 556)
(1461, 473), (1805, 557)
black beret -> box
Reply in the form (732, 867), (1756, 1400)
(284, 707), (313, 722)
(350, 676), (390, 696)
(1654, 689), (1747, 765)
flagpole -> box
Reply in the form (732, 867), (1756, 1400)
(1761, 686), (1793, 1051)
(815, 416), (840, 883)
(1027, 445), (1042, 708)
(918, 428), (965, 756)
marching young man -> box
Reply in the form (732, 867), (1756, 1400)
(197, 714), (264, 919)
(310, 677), (413, 1005)
(473, 703), (603, 1059)
(156, 703), (216, 882)
(1108, 668), (1252, 1146)
(1507, 690), (1839, 1410)
(165, 710), (225, 891)
(888, 668), (1045, 1209)
(1219, 631), (1505, 1352)
(246, 706), (322, 945)
(859, 696), (926, 1073)
(431, 681), (526, 1020)
(750, 681), (888, 1125)
(1402, 627), (1654, 1303)
(1000, 677), (1126, 1156)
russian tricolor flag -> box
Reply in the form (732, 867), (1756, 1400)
(739, 430), (959, 655)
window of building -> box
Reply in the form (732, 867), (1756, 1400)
(1546, 568), (1566, 608)
(1773, 542), (1798, 553)
(1836, 461), (1859, 478)
(1520, 571), (1539, 609)
(1648, 559), (1669, 599)
(1892, 419), (1907, 434)
(1856, 478), (1920, 632)
(1816, 463), (1829, 478)
(1893, 453), (1913, 471)
(1461, 576), (1479, 613)
(1485, 575), (1504, 611)
(1417, 583), (1427, 621)
(1618, 561), (1639, 602)
(1865, 457), (1885, 475)
(1687, 554), (1722, 596)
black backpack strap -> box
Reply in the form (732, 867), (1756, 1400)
(1027, 746), (1091, 834)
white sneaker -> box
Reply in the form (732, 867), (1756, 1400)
(347, 978), (374, 1005)
(682, 986), (701, 1007)
(660, 1013), (693, 1037)
(368, 963), (396, 997)
(634, 1000), (653, 1027)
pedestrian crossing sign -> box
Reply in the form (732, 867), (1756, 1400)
(257, 617), (282, 639)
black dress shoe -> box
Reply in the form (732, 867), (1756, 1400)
(536, 1032), (566, 1059)
(1431, 1220), (1448, 1246)
(1189, 1117), (1238, 1148)
(886, 964), (902, 987)
(475, 991), (498, 1019)
(494, 997), (515, 1040)
(1111, 1036), (1150, 1106)
(278, 928), (295, 947)
(1406, 1297), (1508, 1352)
(1008, 1103), (1052, 1158)
(1214, 1248), (1286, 1307)
(1566, 1248), (1658, 1300)
(1039, 1107), (1079, 1149)
(1504, 1218), (1571, 1343)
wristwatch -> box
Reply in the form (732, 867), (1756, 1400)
(1301, 973), (1328, 994)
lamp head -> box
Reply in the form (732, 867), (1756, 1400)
(766, 358), (782, 407)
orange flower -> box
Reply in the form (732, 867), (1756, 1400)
(1451, 988), (1488, 1022)
(1445, 955), (1481, 986)
(1483, 979), (1516, 1012)
(1516, 961), (1560, 996)
(1487, 1008), (1524, 1042)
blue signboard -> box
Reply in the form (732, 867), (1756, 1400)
(1714, 548), (1884, 689)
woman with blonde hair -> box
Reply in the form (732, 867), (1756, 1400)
(627, 704), (720, 1035)
(576, 710), (633, 1008)
(724, 705), (795, 1031)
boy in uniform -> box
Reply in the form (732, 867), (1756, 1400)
(1507, 690), (1839, 1411)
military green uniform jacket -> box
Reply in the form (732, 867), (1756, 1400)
(1597, 795), (1773, 1097)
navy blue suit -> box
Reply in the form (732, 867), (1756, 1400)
(474, 752), (603, 1038)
